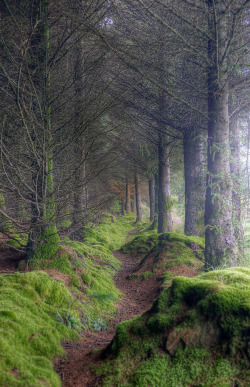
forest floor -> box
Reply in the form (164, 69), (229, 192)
(0, 230), (161, 386)
(0, 229), (200, 387)
(54, 247), (161, 386)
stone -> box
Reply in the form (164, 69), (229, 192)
(166, 322), (221, 355)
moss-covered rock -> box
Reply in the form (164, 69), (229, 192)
(96, 268), (250, 386)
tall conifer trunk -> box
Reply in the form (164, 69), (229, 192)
(148, 177), (155, 222)
(134, 171), (142, 222)
(71, 39), (87, 240)
(229, 113), (245, 260)
(125, 179), (131, 212)
(158, 131), (172, 233)
(205, 0), (237, 268)
(121, 192), (125, 215)
(183, 129), (205, 236)
(26, 0), (59, 258)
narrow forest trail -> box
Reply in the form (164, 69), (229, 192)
(55, 249), (160, 387)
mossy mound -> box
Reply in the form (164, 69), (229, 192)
(96, 268), (250, 386)
(126, 232), (204, 284)
(0, 271), (82, 387)
(121, 231), (204, 259)
(121, 231), (159, 256)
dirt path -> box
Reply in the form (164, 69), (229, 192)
(55, 250), (160, 386)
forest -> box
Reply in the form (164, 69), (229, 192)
(0, 0), (249, 386)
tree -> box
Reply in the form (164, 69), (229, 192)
(183, 128), (206, 236)
(125, 0), (250, 267)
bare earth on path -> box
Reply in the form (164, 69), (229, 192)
(55, 249), (160, 387)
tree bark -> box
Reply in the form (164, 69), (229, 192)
(134, 171), (142, 222)
(121, 192), (124, 215)
(125, 180), (131, 212)
(205, 0), (237, 268)
(183, 129), (205, 236)
(229, 114), (245, 260)
(26, 0), (59, 257)
(71, 39), (87, 240)
(72, 138), (86, 240)
(158, 132), (173, 233)
(148, 177), (155, 222)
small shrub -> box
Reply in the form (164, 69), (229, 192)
(56, 310), (86, 331)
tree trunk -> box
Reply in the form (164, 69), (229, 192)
(26, 0), (59, 258)
(183, 129), (205, 236)
(148, 177), (155, 222)
(125, 180), (131, 212)
(131, 193), (135, 213)
(134, 171), (142, 222)
(0, 190), (10, 232)
(71, 38), (87, 240)
(158, 133), (173, 233)
(205, 0), (237, 268)
(229, 114), (245, 260)
(72, 138), (86, 240)
(121, 192), (124, 215)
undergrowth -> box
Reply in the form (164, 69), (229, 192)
(0, 213), (136, 386)
(123, 230), (204, 286)
(96, 268), (250, 386)
(0, 272), (80, 387)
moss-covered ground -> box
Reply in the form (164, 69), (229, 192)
(0, 271), (79, 386)
(124, 230), (204, 285)
(0, 213), (136, 386)
(2, 213), (250, 386)
(96, 268), (250, 386)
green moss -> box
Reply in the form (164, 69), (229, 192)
(64, 239), (121, 275)
(121, 231), (158, 256)
(111, 320), (131, 354)
(81, 272), (91, 285)
(69, 273), (81, 288)
(29, 250), (72, 274)
(0, 271), (81, 387)
(5, 232), (28, 249)
(95, 268), (250, 386)
(164, 195), (173, 212)
(129, 270), (154, 281)
(162, 272), (174, 287)
(147, 313), (173, 333)
(132, 348), (238, 387)
(0, 213), (139, 385)
(159, 232), (205, 249)
(84, 213), (135, 251)
(30, 225), (60, 262)
(0, 310), (17, 319)
(154, 288), (171, 313)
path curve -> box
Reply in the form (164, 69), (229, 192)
(55, 250), (160, 386)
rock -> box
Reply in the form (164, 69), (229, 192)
(166, 329), (184, 355)
(166, 322), (221, 355)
